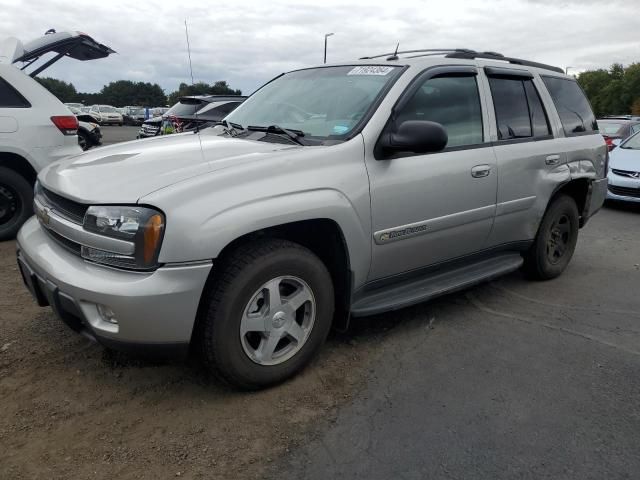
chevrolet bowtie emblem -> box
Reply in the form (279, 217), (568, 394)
(36, 205), (51, 225)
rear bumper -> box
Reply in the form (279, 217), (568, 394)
(16, 217), (212, 356)
(583, 177), (608, 222)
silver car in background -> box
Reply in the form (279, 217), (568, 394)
(607, 131), (640, 203)
(17, 49), (607, 389)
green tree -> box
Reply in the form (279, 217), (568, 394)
(167, 81), (242, 105)
(35, 77), (78, 103)
(99, 80), (167, 107)
(577, 63), (640, 116)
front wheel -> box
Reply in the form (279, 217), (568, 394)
(197, 239), (334, 389)
(523, 194), (579, 280)
(0, 167), (33, 241)
(77, 130), (91, 150)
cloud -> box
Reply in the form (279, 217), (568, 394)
(0, 0), (637, 96)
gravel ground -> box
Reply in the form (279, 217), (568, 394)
(1, 129), (639, 478)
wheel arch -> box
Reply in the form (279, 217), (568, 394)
(0, 151), (38, 185)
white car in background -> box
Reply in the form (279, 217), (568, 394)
(0, 29), (114, 239)
(607, 131), (640, 203)
(89, 105), (123, 126)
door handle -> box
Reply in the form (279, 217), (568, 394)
(545, 154), (561, 166)
(471, 164), (492, 178)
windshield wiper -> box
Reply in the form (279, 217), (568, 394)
(247, 125), (306, 146)
(214, 120), (245, 136)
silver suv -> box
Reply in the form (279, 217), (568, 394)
(17, 49), (607, 389)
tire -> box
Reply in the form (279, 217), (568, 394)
(0, 167), (34, 241)
(523, 194), (579, 280)
(77, 130), (90, 151)
(197, 238), (335, 389)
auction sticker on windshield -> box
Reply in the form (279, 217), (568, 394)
(347, 66), (395, 76)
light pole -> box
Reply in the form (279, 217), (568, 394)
(565, 66), (574, 75)
(324, 33), (334, 64)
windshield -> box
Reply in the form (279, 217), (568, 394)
(598, 122), (624, 135)
(166, 101), (205, 117)
(621, 132), (640, 150)
(101, 106), (117, 113)
(226, 65), (403, 141)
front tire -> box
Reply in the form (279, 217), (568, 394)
(0, 167), (33, 241)
(197, 239), (334, 390)
(523, 194), (579, 280)
(77, 130), (91, 150)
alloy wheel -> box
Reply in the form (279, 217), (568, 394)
(240, 275), (316, 366)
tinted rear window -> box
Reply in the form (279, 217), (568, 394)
(541, 76), (597, 136)
(0, 77), (30, 108)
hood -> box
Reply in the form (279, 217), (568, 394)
(39, 132), (301, 204)
(609, 147), (640, 172)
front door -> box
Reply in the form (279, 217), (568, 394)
(365, 66), (498, 280)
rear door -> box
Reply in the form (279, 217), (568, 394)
(482, 67), (564, 246)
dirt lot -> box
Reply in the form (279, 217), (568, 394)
(2, 135), (639, 480)
(0, 240), (397, 479)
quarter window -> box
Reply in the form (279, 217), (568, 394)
(0, 77), (30, 108)
(488, 77), (551, 140)
(394, 74), (484, 148)
(541, 76), (597, 136)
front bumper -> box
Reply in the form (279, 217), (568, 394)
(17, 217), (212, 356)
(606, 173), (640, 203)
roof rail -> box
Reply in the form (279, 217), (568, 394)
(358, 48), (564, 74)
(445, 51), (564, 74)
(359, 48), (475, 60)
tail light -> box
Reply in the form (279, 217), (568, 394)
(603, 135), (615, 151)
(50, 115), (79, 135)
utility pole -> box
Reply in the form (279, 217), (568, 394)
(324, 33), (334, 64)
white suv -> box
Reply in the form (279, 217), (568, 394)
(0, 30), (113, 239)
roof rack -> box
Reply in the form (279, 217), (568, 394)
(359, 48), (564, 74)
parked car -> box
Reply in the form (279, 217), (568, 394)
(607, 130), (640, 203)
(67, 106), (102, 150)
(68, 105), (99, 124)
(17, 49), (607, 389)
(597, 118), (640, 151)
(138, 96), (246, 138)
(64, 102), (84, 110)
(0, 29), (113, 239)
(89, 104), (123, 125)
(122, 106), (146, 126)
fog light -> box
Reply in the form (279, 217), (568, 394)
(97, 304), (118, 324)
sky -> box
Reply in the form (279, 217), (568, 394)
(0, 0), (638, 97)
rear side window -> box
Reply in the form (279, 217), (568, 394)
(488, 76), (551, 140)
(541, 76), (597, 136)
(0, 77), (30, 108)
(395, 74), (484, 148)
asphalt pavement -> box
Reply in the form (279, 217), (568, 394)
(100, 125), (140, 145)
(269, 202), (640, 480)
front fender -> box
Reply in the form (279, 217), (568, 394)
(158, 188), (372, 288)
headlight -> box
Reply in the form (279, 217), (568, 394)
(82, 205), (165, 270)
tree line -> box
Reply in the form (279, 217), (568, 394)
(35, 78), (242, 108)
(577, 63), (640, 117)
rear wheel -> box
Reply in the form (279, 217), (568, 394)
(197, 238), (334, 389)
(0, 167), (33, 240)
(77, 130), (90, 150)
(523, 194), (579, 280)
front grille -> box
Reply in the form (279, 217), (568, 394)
(612, 168), (640, 179)
(43, 227), (82, 256)
(141, 124), (160, 136)
(40, 187), (88, 224)
(608, 185), (640, 198)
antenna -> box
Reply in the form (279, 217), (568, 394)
(184, 19), (200, 133)
(387, 43), (400, 61)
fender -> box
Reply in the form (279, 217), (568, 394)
(157, 188), (372, 288)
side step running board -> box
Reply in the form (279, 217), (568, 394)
(351, 253), (523, 317)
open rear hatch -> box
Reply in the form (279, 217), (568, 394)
(1, 29), (115, 76)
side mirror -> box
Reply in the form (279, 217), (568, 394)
(379, 120), (448, 156)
